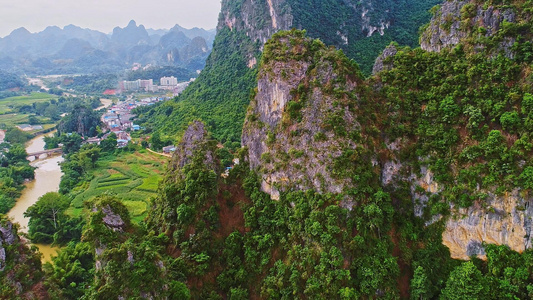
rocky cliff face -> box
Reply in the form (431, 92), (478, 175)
(420, 0), (517, 56)
(0, 220), (16, 272)
(411, 0), (533, 260)
(372, 43), (398, 75)
(169, 121), (217, 175)
(0, 218), (47, 299)
(242, 31), (365, 199)
(219, 0), (293, 46)
(443, 189), (533, 260)
(383, 156), (533, 259)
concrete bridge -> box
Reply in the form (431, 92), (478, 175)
(27, 148), (62, 160)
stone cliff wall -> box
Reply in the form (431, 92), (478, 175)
(242, 33), (362, 199)
(443, 190), (533, 260)
(420, 0), (517, 56)
(219, 0), (293, 45)
(171, 121), (215, 169)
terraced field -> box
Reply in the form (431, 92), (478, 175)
(66, 150), (168, 223)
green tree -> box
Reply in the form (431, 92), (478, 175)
(4, 144), (28, 162)
(44, 242), (94, 299)
(150, 131), (163, 151)
(519, 166), (533, 190)
(441, 261), (489, 300)
(4, 127), (31, 144)
(100, 133), (117, 153)
(411, 266), (431, 300)
(24, 192), (70, 244)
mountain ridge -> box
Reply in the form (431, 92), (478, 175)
(0, 21), (216, 75)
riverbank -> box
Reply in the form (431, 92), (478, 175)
(7, 133), (63, 262)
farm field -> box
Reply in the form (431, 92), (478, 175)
(0, 92), (57, 114)
(0, 113), (56, 132)
(66, 149), (169, 223)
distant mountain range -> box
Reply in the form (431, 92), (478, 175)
(0, 20), (216, 75)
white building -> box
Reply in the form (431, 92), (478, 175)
(160, 76), (178, 86)
(121, 79), (154, 92)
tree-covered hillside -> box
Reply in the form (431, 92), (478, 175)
(6, 0), (533, 299)
(135, 0), (440, 146)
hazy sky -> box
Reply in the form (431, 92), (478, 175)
(0, 0), (221, 38)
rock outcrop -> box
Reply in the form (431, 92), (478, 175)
(0, 220), (17, 272)
(101, 205), (126, 232)
(443, 190), (533, 260)
(0, 217), (47, 299)
(169, 121), (217, 173)
(420, 0), (517, 56)
(372, 43), (398, 75)
(219, 0), (293, 46)
(242, 31), (364, 199)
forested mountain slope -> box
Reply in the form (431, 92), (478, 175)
(136, 0), (439, 146)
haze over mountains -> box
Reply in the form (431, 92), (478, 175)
(0, 20), (216, 75)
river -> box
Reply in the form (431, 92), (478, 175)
(7, 132), (63, 262)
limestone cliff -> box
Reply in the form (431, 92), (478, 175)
(148, 120), (219, 237)
(83, 196), (182, 299)
(382, 157), (533, 260)
(168, 120), (217, 176)
(242, 31), (367, 199)
(219, 0), (293, 46)
(420, 0), (518, 56)
(0, 217), (48, 299)
(372, 43), (398, 75)
(216, 0), (440, 71)
(443, 189), (533, 260)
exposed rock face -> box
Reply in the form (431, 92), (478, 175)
(372, 44), (398, 75)
(359, 2), (391, 37)
(0, 220), (17, 272)
(420, 0), (469, 52)
(219, 0), (293, 46)
(102, 205), (125, 232)
(420, 0), (517, 56)
(242, 32), (362, 199)
(402, 165), (533, 259)
(381, 146), (533, 259)
(170, 121), (216, 172)
(0, 221), (16, 245)
(443, 190), (533, 260)
(0, 218), (47, 298)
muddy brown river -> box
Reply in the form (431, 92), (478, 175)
(7, 132), (62, 262)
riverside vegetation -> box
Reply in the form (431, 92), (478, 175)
(3, 0), (533, 299)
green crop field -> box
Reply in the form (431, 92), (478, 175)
(0, 113), (56, 131)
(0, 92), (57, 114)
(67, 150), (168, 223)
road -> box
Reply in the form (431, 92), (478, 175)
(95, 98), (113, 111)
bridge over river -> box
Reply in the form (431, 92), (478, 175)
(27, 148), (62, 160)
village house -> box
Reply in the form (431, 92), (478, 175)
(162, 145), (176, 154)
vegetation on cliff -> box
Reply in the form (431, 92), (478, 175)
(135, 0), (440, 149)
(7, 0), (533, 299)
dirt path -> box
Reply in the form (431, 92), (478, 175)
(146, 148), (172, 158)
(95, 98), (113, 111)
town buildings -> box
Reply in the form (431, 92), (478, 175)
(160, 76), (178, 86)
(120, 79), (155, 92)
(119, 76), (195, 96)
